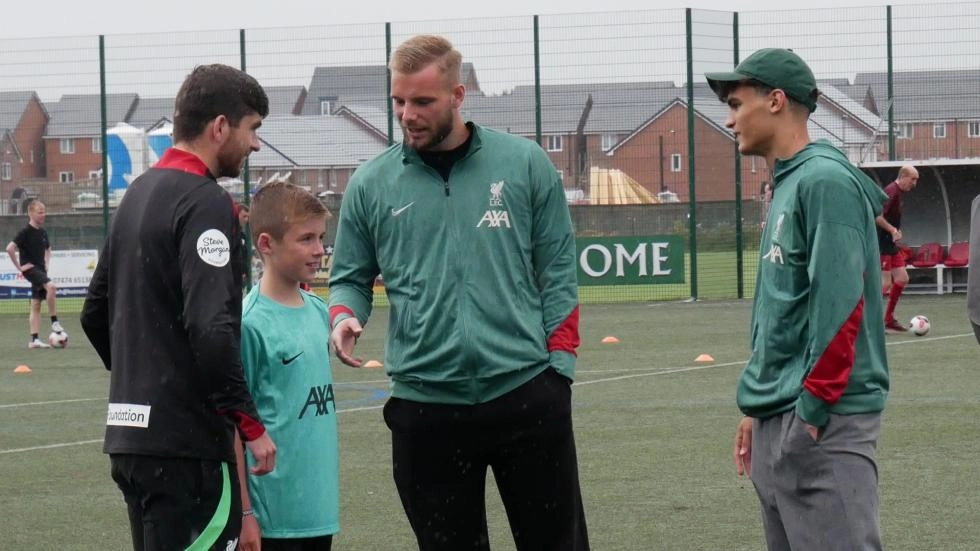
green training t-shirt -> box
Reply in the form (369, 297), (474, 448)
(241, 285), (340, 538)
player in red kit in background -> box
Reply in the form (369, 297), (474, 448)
(876, 165), (919, 333)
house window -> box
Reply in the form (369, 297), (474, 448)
(968, 122), (980, 138)
(320, 100), (332, 116)
(546, 135), (563, 152)
(556, 170), (564, 182)
(671, 153), (682, 172)
(750, 156), (757, 174)
(60, 138), (75, 154)
(1, 162), (11, 181)
(59, 171), (74, 183)
(88, 170), (101, 180)
(933, 123), (946, 139)
(92, 138), (102, 153)
(601, 133), (616, 152)
(894, 123), (913, 140)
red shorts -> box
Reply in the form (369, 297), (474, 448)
(880, 253), (905, 271)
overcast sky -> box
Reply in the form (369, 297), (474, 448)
(8, 0), (933, 38)
(3, 0), (974, 103)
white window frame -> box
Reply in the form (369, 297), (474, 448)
(92, 137), (102, 153)
(933, 122), (947, 139)
(320, 100), (332, 115)
(556, 169), (564, 182)
(894, 123), (913, 140)
(750, 156), (757, 173)
(60, 138), (75, 154)
(968, 122), (980, 138)
(601, 133), (615, 152)
(1, 162), (11, 181)
(59, 171), (74, 183)
(546, 135), (563, 152)
(670, 153), (682, 172)
(88, 170), (101, 180)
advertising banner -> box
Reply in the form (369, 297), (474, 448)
(0, 250), (99, 299)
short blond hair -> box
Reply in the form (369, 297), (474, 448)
(27, 199), (45, 213)
(250, 182), (327, 244)
(389, 34), (462, 86)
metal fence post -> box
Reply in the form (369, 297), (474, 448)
(99, 35), (109, 241)
(686, 8), (699, 301)
(733, 11), (744, 299)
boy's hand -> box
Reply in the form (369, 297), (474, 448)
(19, 263), (33, 272)
(331, 317), (364, 367)
(239, 514), (262, 551)
(245, 432), (276, 475)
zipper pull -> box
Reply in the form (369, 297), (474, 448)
(444, 180), (450, 196)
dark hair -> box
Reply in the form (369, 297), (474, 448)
(715, 78), (819, 116)
(172, 64), (269, 142)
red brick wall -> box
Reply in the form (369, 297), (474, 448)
(1, 96), (48, 184)
(891, 121), (980, 160)
(607, 103), (766, 202)
(45, 136), (102, 184)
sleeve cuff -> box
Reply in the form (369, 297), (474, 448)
(329, 305), (355, 330)
(795, 389), (830, 428)
(549, 350), (577, 380)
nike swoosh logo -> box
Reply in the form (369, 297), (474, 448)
(282, 352), (303, 365)
(391, 202), (415, 217)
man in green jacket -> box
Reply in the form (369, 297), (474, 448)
(707, 49), (889, 551)
(328, 35), (588, 551)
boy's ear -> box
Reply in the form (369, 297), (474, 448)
(255, 232), (274, 256)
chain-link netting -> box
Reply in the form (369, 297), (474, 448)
(0, 3), (976, 311)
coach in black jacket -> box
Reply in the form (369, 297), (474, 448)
(81, 64), (276, 551)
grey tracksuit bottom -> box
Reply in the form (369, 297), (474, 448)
(751, 411), (884, 551)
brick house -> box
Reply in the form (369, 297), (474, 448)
(0, 91), (48, 189)
(43, 93), (137, 186)
(850, 69), (980, 161)
(248, 114), (387, 195)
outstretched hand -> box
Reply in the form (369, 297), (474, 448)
(331, 317), (364, 367)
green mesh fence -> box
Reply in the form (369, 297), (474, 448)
(0, 3), (977, 312)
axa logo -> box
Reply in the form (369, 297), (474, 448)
(298, 384), (335, 419)
(763, 212), (786, 265)
(489, 181), (505, 206)
(476, 210), (511, 228)
(762, 243), (784, 265)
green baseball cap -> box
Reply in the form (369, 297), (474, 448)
(705, 48), (818, 113)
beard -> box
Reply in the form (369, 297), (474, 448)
(216, 146), (247, 179)
(402, 108), (455, 152)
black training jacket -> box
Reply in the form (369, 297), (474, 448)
(81, 148), (265, 462)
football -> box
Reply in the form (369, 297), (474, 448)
(48, 331), (68, 348)
(909, 315), (930, 336)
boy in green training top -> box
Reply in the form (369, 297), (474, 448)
(707, 49), (889, 551)
(234, 181), (339, 551)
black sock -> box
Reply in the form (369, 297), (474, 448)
(31, 333), (38, 341)
(51, 316), (58, 323)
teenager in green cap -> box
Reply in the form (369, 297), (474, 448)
(707, 48), (889, 551)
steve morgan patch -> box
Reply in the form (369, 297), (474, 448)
(196, 229), (231, 267)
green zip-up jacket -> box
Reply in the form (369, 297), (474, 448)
(328, 124), (580, 405)
(739, 140), (890, 427)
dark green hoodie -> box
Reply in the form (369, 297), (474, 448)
(738, 140), (889, 427)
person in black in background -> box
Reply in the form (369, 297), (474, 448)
(6, 199), (64, 348)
